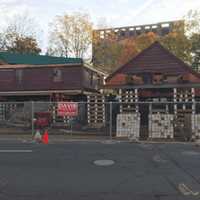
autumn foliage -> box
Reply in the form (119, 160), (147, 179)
(93, 31), (158, 73)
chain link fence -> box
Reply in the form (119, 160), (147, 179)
(0, 101), (199, 141)
(0, 102), (33, 135)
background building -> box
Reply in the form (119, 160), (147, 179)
(92, 20), (184, 73)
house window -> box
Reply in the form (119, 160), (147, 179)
(53, 68), (62, 82)
(142, 73), (152, 84)
(16, 69), (23, 83)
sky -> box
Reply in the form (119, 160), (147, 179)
(0, 0), (200, 53)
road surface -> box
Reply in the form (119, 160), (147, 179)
(0, 140), (200, 199)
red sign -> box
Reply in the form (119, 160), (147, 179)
(57, 102), (78, 117)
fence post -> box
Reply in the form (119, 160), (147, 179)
(109, 102), (113, 140)
(31, 101), (34, 137)
(149, 102), (152, 139)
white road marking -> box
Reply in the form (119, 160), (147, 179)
(178, 183), (191, 195)
(0, 150), (32, 153)
(94, 160), (115, 166)
(178, 183), (199, 196)
(101, 140), (120, 144)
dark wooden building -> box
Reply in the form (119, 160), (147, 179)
(0, 52), (105, 101)
(105, 41), (200, 92)
(104, 41), (200, 140)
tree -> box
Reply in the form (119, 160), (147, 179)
(93, 31), (158, 73)
(47, 12), (93, 58)
(160, 32), (192, 64)
(0, 13), (41, 54)
(92, 31), (122, 72)
(6, 36), (41, 54)
(136, 32), (158, 51)
(184, 10), (200, 71)
(93, 10), (200, 73)
(116, 32), (158, 69)
(118, 37), (139, 66)
(0, 33), (6, 50)
(6, 13), (38, 38)
(185, 10), (200, 36)
(160, 22), (192, 64)
(190, 33), (200, 71)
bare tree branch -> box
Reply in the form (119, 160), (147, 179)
(47, 12), (93, 58)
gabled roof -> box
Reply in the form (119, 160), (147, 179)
(0, 52), (82, 65)
(84, 60), (108, 77)
(106, 41), (200, 82)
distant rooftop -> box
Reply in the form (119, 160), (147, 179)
(0, 52), (83, 65)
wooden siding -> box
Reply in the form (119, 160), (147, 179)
(82, 68), (101, 90)
(106, 42), (200, 87)
(0, 65), (99, 93)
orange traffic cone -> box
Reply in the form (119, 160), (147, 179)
(42, 130), (49, 144)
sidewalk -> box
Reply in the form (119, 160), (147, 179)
(0, 134), (114, 143)
(0, 134), (196, 145)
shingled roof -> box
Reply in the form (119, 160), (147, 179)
(106, 41), (200, 82)
(0, 52), (82, 65)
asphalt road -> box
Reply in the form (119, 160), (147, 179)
(0, 140), (200, 200)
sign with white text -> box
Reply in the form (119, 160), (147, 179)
(57, 102), (78, 117)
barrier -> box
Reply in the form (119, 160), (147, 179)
(0, 101), (199, 141)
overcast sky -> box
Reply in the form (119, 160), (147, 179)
(0, 0), (200, 52)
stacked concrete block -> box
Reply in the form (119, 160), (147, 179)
(149, 114), (174, 139)
(0, 103), (17, 121)
(0, 104), (6, 121)
(173, 88), (195, 115)
(116, 113), (140, 139)
(191, 114), (200, 139)
(87, 95), (105, 128)
(119, 89), (139, 113)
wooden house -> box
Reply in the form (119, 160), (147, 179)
(104, 41), (200, 139)
(105, 41), (200, 90)
(0, 52), (105, 102)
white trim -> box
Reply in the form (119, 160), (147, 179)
(0, 63), (82, 69)
(0, 90), (97, 96)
